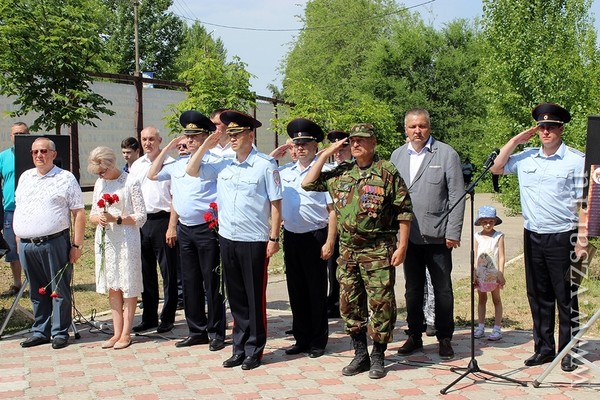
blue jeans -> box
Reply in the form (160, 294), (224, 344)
(20, 231), (72, 339)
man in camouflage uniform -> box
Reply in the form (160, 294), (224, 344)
(302, 123), (413, 379)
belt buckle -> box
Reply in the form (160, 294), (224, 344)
(31, 237), (44, 244)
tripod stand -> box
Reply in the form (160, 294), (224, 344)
(0, 277), (79, 339)
(439, 159), (526, 394)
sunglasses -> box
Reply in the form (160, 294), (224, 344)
(177, 144), (187, 149)
(31, 149), (52, 155)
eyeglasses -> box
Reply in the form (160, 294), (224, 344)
(30, 149), (52, 155)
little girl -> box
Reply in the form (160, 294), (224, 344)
(473, 205), (505, 341)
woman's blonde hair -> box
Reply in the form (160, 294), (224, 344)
(87, 146), (116, 175)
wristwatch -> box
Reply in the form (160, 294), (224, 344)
(116, 216), (123, 225)
(71, 244), (82, 249)
(269, 237), (279, 243)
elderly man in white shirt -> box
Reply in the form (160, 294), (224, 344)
(14, 137), (86, 350)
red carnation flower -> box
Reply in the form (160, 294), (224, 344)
(50, 291), (59, 298)
(38, 287), (46, 295)
(112, 194), (119, 202)
(209, 202), (218, 210)
(102, 193), (112, 201)
(204, 211), (212, 223)
(97, 199), (105, 208)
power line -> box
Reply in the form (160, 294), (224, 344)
(172, 0), (436, 33)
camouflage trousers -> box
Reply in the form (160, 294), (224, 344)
(337, 247), (396, 344)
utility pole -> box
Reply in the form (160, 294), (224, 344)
(133, 0), (143, 137)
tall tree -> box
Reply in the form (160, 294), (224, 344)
(480, 0), (600, 209)
(0, 0), (115, 133)
(100, 0), (184, 80)
(174, 22), (227, 73)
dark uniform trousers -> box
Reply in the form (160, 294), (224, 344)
(326, 235), (341, 315)
(524, 229), (579, 356)
(403, 243), (455, 340)
(140, 211), (178, 325)
(220, 236), (268, 359)
(283, 227), (329, 351)
(177, 222), (225, 340)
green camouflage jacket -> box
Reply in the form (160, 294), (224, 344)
(303, 156), (413, 251)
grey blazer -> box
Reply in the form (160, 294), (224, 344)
(390, 137), (465, 245)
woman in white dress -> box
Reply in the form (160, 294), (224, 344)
(88, 146), (146, 349)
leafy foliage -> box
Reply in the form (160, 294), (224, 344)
(0, 0), (115, 133)
(100, 0), (184, 80)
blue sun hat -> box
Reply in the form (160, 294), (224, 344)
(475, 205), (502, 226)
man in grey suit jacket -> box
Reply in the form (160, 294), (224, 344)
(390, 108), (465, 360)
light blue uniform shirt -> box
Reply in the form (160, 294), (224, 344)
(157, 154), (217, 226)
(200, 148), (282, 242)
(279, 157), (332, 234)
(504, 142), (585, 234)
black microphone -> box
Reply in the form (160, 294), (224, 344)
(484, 148), (500, 168)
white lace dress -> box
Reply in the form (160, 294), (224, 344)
(91, 172), (147, 298)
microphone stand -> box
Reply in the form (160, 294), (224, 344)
(437, 157), (526, 394)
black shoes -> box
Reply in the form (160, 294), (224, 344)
(524, 353), (555, 366)
(285, 344), (307, 355)
(397, 335), (423, 355)
(209, 339), (225, 351)
(52, 337), (69, 349)
(308, 348), (325, 358)
(20, 336), (50, 348)
(132, 321), (158, 333)
(156, 322), (174, 333)
(241, 356), (261, 370)
(561, 355), (580, 372)
(175, 334), (209, 347)
(438, 338), (454, 360)
(223, 354), (245, 368)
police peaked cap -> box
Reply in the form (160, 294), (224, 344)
(179, 110), (216, 134)
(220, 110), (262, 135)
(286, 118), (324, 143)
(532, 103), (571, 125)
(327, 129), (349, 143)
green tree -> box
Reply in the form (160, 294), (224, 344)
(281, 0), (402, 155)
(164, 55), (256, 134)
(0, 0), (115, 133)
(100, 0), (184, 80)
(174, 22), (227, 73)
(480, 0), (600, 210)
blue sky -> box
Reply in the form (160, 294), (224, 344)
(170, 0), (600, 96)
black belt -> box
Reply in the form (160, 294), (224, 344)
(147, 210), (170, 220)
(21, 229), (69, 244)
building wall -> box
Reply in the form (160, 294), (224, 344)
(0, 82), (292, 187)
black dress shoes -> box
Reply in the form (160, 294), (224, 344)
(241, 356), (261, 370)
(209, 339), (225, 351)
(52, 337), (69, 349)
(308, 348), (325, 358)
(20, 336), (50, 348)
(156, 322), (174, 333)
(524, 353), (555, 366)
(132, 321), (158, 333)
(285, 344), (307, 355)
(561, 355), (579, 372)
(175, 334), (209, 347)
(397, 335), (423, 355)
(223, 354), (245, 368)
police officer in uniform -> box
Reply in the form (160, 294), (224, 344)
(186, 110), (283, 371)
(491, 103), (586, 372)
(147, 111), (226, 351)
(302, 123), (413, 379)
(273, 118), (336, 358)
